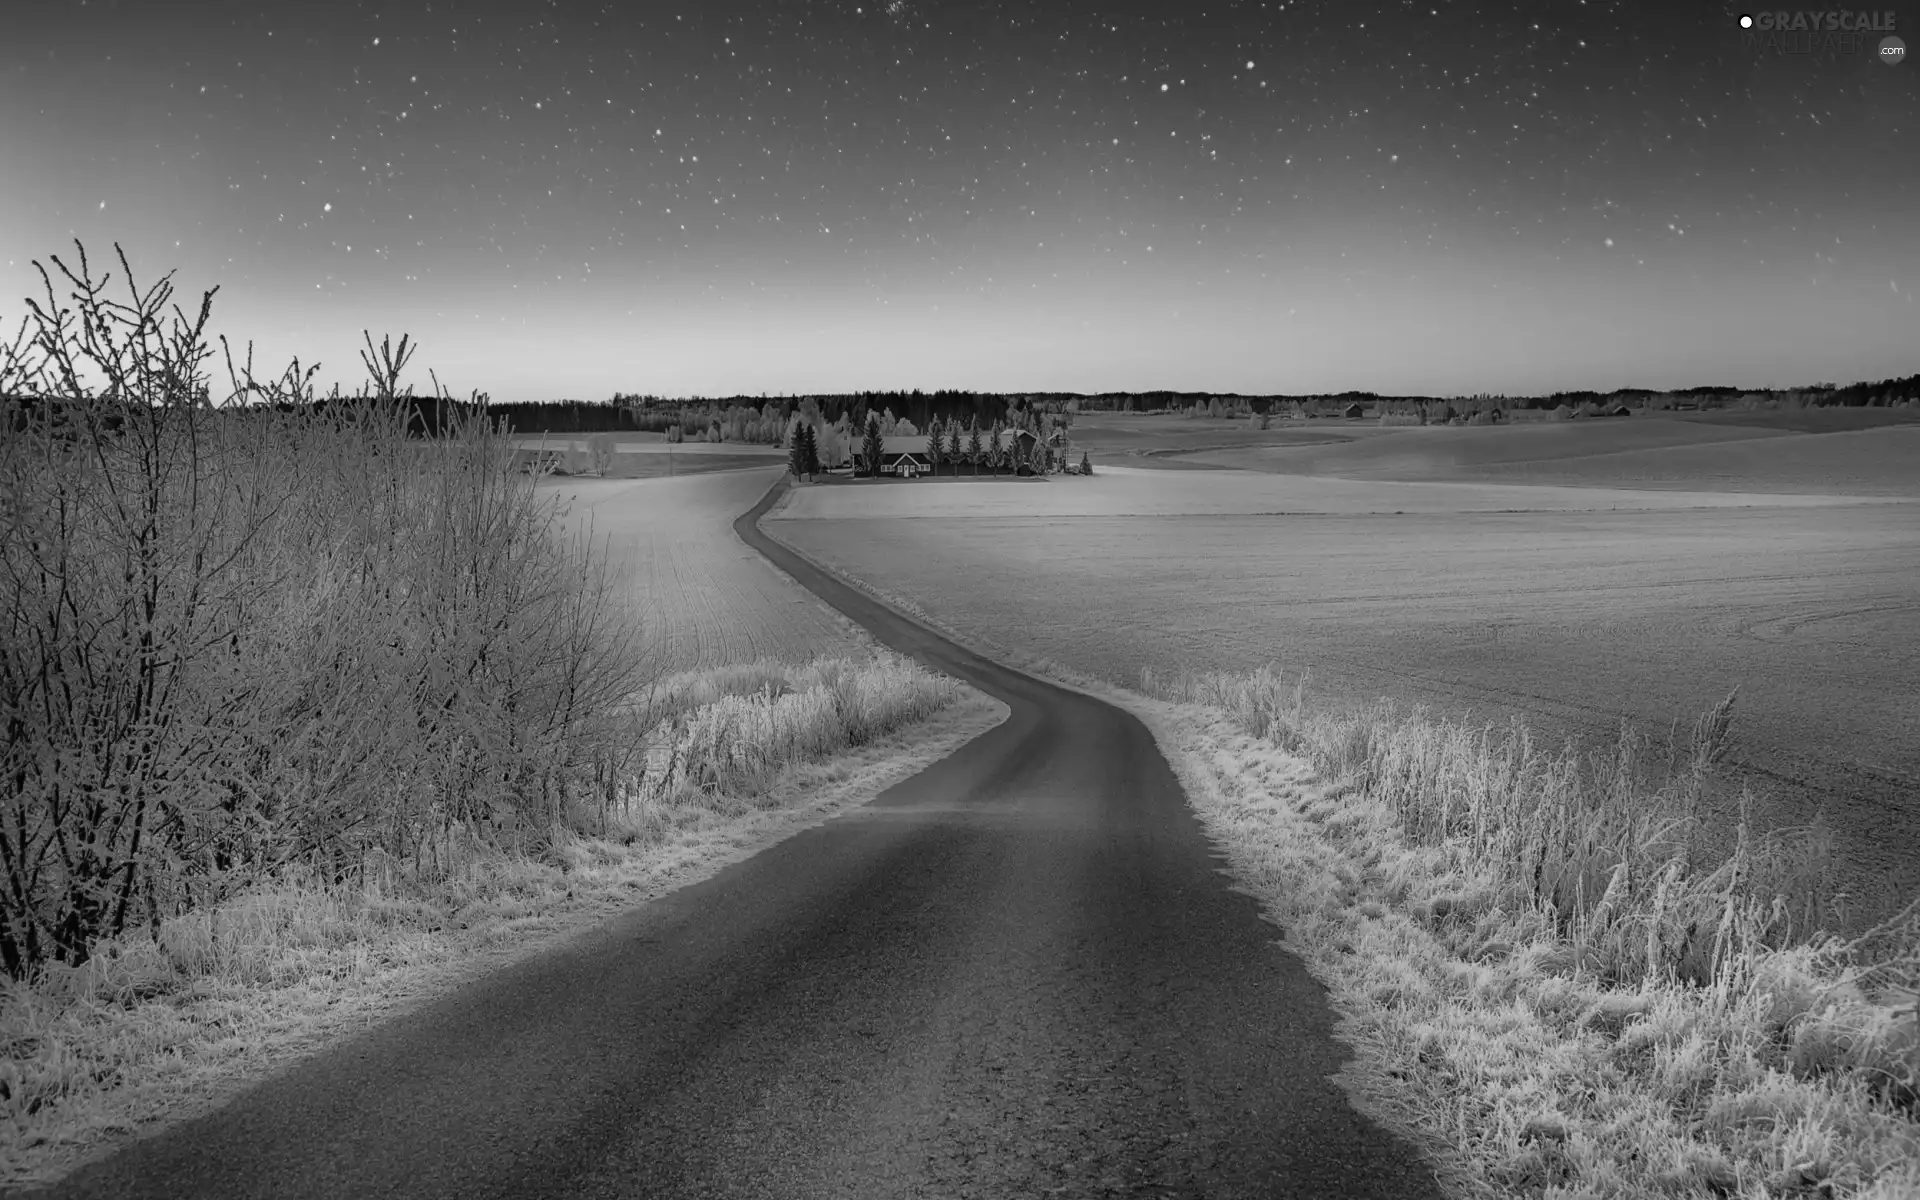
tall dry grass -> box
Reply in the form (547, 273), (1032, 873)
(1139, 662), (1920, 1196)
(567, 652), (961, 843)
(1137, 665), (1912, 979)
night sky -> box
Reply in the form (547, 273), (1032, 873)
(3, 1), (1915, 404)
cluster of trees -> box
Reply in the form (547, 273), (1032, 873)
(787, 422), (820, 478)
(778, 396), (1076, 476)
(920, 413), (1032, 476)
(785, 404), (1086, 480)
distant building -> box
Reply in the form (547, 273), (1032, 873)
(1343, 402), (1366, 420)
(880, 450), (931, 477)
(1609, 404), (1633, 417)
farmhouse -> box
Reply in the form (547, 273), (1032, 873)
(1609, 404), (1633, 417)
(1343, 402), (1367, 419)
(880, 450), (932, 477)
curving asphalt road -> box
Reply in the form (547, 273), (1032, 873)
(29, 475), (1442, 1200)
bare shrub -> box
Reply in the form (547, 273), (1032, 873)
(587, 432), (617, 475)
(0, 242), (657, 980)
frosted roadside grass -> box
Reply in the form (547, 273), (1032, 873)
(590, 651), (967, 839)
(0, 648), (994, 1188)
(1135, 668), (1919, 1199)
(758, 530), (1920, 1199)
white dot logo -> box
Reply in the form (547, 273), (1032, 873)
(1882, 35), (1907, 65)
(1739, 13), (1754, 28)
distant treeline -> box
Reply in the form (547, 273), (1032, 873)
(479, 374), (1919, 437)
(10, 373), (1915, 444)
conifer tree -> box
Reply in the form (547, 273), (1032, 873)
(863, 414), (884, 477)
(788, 421), (804, 478)
(927, 415), (944, 476)
(966, 416), (983, 475)
(946, 414), (962, 473)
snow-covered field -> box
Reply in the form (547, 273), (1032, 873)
(765, 463), (1898, 520)
(540, 467), (864, 675)
(764, 462), (1920, 894)
(514, 436), (785, 456)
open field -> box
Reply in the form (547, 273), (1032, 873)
(766, 467), (1920, 900)
(1067, 416), (1392, 462)
(537, 468), (867, 676)
(1067, 410), (1786, 470)
(1070, 411), (1920, 496)
(534, 452), (784, 481)
(773, 462), (1896, 517)
(511, 438), (784, 481)
(511, 435), (786, 455)
(1127, 417), (1793, 474)
(1180, 424), (1920, 497)
(1676, 406), (1920, 434)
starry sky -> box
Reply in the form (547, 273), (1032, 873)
(3, 0), (1915, 403)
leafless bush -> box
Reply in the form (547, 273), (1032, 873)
(0, 242), (658, 979)
(588, 432), (617, 475)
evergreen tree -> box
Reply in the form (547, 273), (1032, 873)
(927, 415), (944, 476)
(1079, 450), (1092, 476)
(946, 415), (962, 473)
(988, 417), (1005, 475)
(966, 417), (983, 475)
(863, 414), (884, 477)
(788, 420), (804, 478)
(800, 424), (820, 477)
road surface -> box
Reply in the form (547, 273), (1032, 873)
(32, 475), (1441, 1199)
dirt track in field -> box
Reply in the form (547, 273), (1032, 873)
(28, 474), (1444, 1200)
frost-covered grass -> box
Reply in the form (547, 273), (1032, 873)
(0, 650), (995, 1188)
(1138, 686), (1920, 1200)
